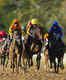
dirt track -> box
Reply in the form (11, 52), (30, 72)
(0, 55), (66, 80)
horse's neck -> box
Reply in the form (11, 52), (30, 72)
(35, 31), (41, 39)
(11, 40), (15, 48)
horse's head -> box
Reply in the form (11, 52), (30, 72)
(48, 32), (57, 48)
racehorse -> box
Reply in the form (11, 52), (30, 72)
(44, 48), (50, 72)
(22, 26), (43, 70)
(0, 39), (9, 71)
(9, 32), (22, 72)
(48, 32), (64, 73)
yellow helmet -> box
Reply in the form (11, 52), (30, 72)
(12, 18), (19, 24)
(31, 18), (38, 25)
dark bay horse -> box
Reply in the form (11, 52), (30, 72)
(48, 32), (64, 73)
(22, 26), (43, 70)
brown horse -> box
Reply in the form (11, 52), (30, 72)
(22, 39), (31, 68)
(44, 47), (50, 72)
(22, 38), (42, 70)
(9, 38), (22, 72)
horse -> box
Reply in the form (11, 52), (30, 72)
(48, 32), (64, 73)
(44, 47), (50, 72)
(0, 39), (9, 71)
(9, 32), (22, 72)
(22, 26), (43, 70)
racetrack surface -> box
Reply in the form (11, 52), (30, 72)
(0, 54), (66, 80)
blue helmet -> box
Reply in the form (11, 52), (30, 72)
(52, 21), (59, 26)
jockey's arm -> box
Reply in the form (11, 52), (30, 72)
(27, 26), (31, 36)
(57, 31), (63, 39)
(56, 27), (63, 39)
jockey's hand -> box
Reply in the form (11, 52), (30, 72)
(30, 34), (34, 38)
(30, 34), (32, 37)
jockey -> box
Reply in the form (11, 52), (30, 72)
(26, 18), (43, 53)
(9, 18), (22, 41)
(0, 31), (7, 42)
(26, 18), (39, 46)
(48, 21), (63, 41)
(9, 18), (22, 52)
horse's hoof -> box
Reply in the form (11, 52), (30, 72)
(10, 64), (15, 68)
(10, 65), (12, 68)
(56, 71), (58, 73)
(50, 68), (54, 72)
(31, 63), (33, 66)
(50, 69), (52, 72)
(35, 69), (39, 72)
(37, 66), (40, 70)
(19, 64), (22, 67)
(30, 66), (34, 70)
(47, 69), (50, 72)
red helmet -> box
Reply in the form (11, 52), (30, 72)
(0, 31), (6, 36)
(0, 31), (7, 40)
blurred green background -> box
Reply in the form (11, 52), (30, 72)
(0, 0), (66, 42)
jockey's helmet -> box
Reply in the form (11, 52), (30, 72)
(12, 18), (19, 24)
(52, 21), (59, 27)
(31, 18), (38, 25)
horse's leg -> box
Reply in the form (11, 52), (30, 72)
(57, 57), (61, 73)
(0, 56), (1, 65)
(22, 55), (25, 66)
(60, 56), (64, 71)
(28, 57), (31, 68)
(36, 52), (41, 70)
(54, 57), (57, 73)
(31, 56), (33, 66)
(17, 54), (21, 73)
(18, 54), (22, 67)
(2, 55), (6, 71)
(15, 55), (19, 73)
(49, 55), (56, 72)
(5, 52), (9, 67)
(49, 56), (53, 69)
(12, 56), (15, 72)
(1, 55), (3, 65)
(44, 49), (49, 72)
(44, 55), (48, 72)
